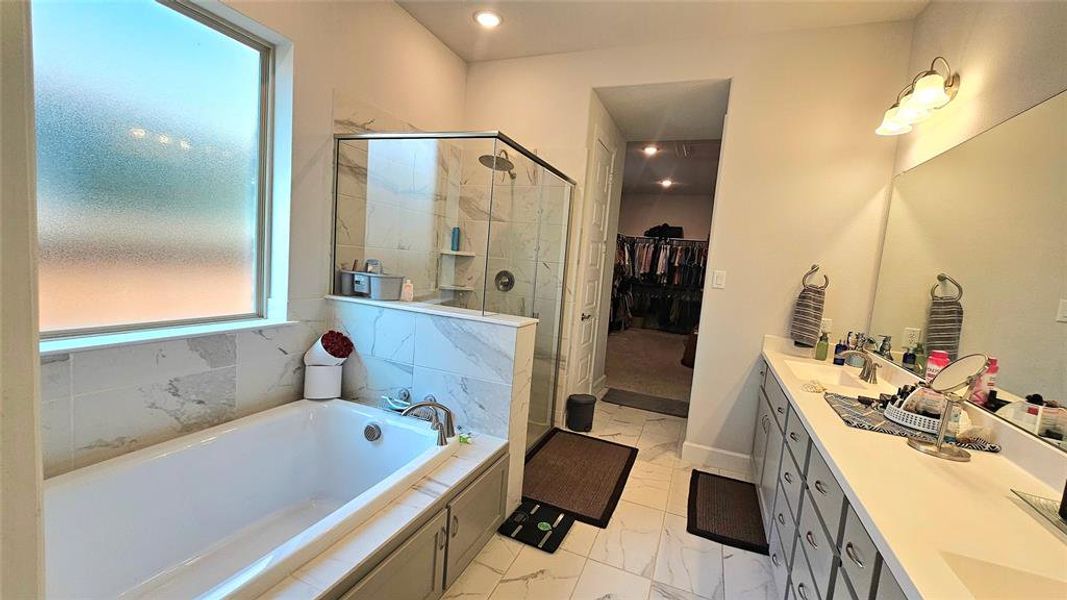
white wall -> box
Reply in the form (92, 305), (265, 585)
(1, 0), (43, 593)
(465, 21), (912, 466)
(617, 193), (714, 239)
(895, 1), (1067, 173)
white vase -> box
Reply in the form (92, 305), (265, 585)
(304, 338), (347, 366)
(304, 365), (342, 400)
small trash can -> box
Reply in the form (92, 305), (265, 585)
(566, 394), (597, 432)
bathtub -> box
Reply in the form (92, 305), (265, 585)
(45, 399), (454, 599)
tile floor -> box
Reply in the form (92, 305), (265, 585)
(443, 402), (778, 600)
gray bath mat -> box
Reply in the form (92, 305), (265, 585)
(687, 470), (768, 555)
(603, 388), (688, 418)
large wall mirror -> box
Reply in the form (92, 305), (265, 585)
(870, 90), (1066, 451)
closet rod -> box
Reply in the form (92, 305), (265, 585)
(617, 234), (709, 243)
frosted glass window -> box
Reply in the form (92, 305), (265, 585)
(32, 0), (270, 335)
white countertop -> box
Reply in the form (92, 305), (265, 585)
(761, 341), (1067, 600)
(259, 435), (507, 598)
(326, 295), (538, 329)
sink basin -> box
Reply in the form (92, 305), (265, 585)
(942, 552), (1067, 599)
(783, 359), (866, 390)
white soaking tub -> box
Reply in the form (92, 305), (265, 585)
(45, 399), (454, 599)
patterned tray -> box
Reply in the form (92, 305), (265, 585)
(823, 392), (1001, 453)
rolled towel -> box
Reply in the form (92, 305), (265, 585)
(790, 285), (825, 348)
(927, 297), (963, 360)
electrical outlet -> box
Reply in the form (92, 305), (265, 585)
(903, 327), (922, 348)
(820, 318), (833, 334)
(711, 270), (727, 289)
(1057, 299), (1067, 323)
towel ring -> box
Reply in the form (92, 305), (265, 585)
(802, 264), (829, 290)
(930, 273), (963, 301)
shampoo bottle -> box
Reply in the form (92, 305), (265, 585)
(400, 279), (414, 302)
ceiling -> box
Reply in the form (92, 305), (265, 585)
(397, 1), (928, 63)
(597, 79), (731, 141)
(622, 139), (721, 195)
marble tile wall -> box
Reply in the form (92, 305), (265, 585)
(39, 320), (324, 478)
(330, 299), (533, 510)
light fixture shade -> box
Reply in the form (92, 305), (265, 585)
(912, 72), (951, 109)
(897, 92), (933, 124)
(875, 106), (912, 136)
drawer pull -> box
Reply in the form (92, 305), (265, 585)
(783, 472), (794, 484)
(805, 531), (818, 549)
(776, 406), (785, 414)
(845, 542), (865, 568)
(814, 480), (829, 495)
(789, 432), (800, 442)
(777, 513), (786, 525)
(451, 515), (460, 538)
(771, 553), (781, 567)
(797, 583), (811, 600)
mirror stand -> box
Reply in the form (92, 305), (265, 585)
(907, 394), (971, 462)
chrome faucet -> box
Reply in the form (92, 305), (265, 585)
(837, 349), (880, 384)
(400, 397), (455, 446)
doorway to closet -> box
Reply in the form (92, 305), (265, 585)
(593, 80), (728, 421)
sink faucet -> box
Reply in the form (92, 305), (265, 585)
(837, 349), (880, 384)
(400, 397), (455, 446)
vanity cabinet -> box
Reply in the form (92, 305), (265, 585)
(341, 455), (508, 600)
(752, 367), (905, 600)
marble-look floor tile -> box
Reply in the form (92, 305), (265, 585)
(642, 416), (686, 441)
(612, 406), (652, 427)
(443, 535), (524, 600)
(559, 521), (599, 557)
(666, 465), (695, 517)
(653, 514), (725, 600)
(622, 461), (673, 511)
(489, 546), (585, 600)
(722, 547), (775, 600)
(589, 500), (665, 578)
(649, 581), (707, 600)
(636, 433), (682, 467)
(572, 559), (652, 600)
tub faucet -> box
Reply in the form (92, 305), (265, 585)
(400, 399), (455, 446)
(837, 349), (880, 384)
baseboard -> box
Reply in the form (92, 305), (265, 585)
(681, 440), (752, 475)
(592, 374), (607, 398)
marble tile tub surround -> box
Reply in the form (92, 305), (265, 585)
(328, 296), (535, 509)
(39, 320), (325, 478)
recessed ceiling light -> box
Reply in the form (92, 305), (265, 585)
(643, 145), (658, 156)
(473, 10), (502, 28)
(660, 179), (673, 188)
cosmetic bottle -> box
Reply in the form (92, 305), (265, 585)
(912, 342), (927, 376)
(833, 339), (848, 366)
(815, 332), (829, 361)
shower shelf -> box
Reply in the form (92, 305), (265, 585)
(439, 285), (475, 292)
(439, 249), (476, 257)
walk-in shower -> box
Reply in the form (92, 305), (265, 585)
(331, 132), (574, 448)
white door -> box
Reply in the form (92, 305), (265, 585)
(573, 136), (614, 393)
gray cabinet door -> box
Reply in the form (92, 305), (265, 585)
(759, 413), (785, 533)
(445, 457), (508, 589)
(342, 509), (449, 600)
(752, 392), (773, 490)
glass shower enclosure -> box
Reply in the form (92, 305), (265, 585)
(331, 132), (574, 448)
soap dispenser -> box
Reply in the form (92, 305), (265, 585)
(815, 332), (829, 361)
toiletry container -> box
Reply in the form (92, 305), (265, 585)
(925, 350), (950, 383)
(832, 339), (847, 366)
(913, 342), (927, 375)
(400, 279), (414, 302)
(305, 365), (342, 400)
(451, 227), (461, 252)
(815, 333), (829, 361)
(971, 357), (998, 405)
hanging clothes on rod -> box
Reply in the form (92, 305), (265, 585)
(611, 234), (709, 333)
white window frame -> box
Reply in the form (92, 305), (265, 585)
(38, 0), (294, 355)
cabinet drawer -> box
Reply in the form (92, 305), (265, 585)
(797, 491), (836, 599)
(840, 506), (879, 599)
(790, 548), (822, 600)
(834, 566), (858, 600)
(784, 407), (811, 474)
(779, 450), (805, 518)
(764, 373), (790, 431)
(768, 521), (791, 598)
(805, 448), (846, 543)
(445, 457), (508, 589)
(772, 484), (797, 567)
(875, 561), (907, 600)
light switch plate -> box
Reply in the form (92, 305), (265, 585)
(1057, 299), (1067, 323)
(903, 327), (922, 348)
(711, 270), (727, 289)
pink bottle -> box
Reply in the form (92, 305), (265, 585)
(971, 357), (998, 405)
(925, 350), (950, 384)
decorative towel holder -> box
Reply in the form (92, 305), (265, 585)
(930, 272), (962, 300)
(802, 264), (830, 289)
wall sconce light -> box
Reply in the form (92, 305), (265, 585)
(876, 56), (960, 136)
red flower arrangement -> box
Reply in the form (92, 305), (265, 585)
(320, 330), (353, 359)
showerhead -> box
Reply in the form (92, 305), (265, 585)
(478, 150), (517, 179)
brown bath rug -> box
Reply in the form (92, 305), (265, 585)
(523, 428), (637, 528)
(603, 387), (688, 418)
(687, 470), (768, 555)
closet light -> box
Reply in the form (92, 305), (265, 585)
(660, 179), (673, 188)
(643, 145), (658, 156)
(875, 56), (959, 135)
(473, 10), (502, 28)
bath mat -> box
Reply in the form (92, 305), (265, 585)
(687, 470), (768, 555)
(603, 387), (688, 418)
(523, 428), (637, 528)
(497, 498), (575, 553)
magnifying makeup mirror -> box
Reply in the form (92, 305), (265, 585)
(907, 353), (989, 462)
